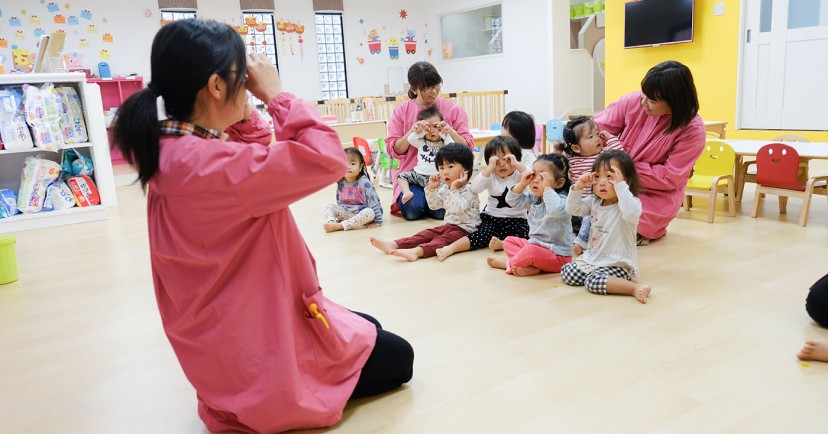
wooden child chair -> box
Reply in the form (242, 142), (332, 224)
(683, 140), (737, 223)
(737, 134), (809, 201)
(751, 143), (828, 227)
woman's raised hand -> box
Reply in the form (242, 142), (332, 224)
(245, 52), (282, 104)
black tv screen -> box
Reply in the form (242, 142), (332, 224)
(624, 0), (694, 48)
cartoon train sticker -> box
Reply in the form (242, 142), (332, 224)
(404, 39), (416, 54)
(388, 38), (399, 59)
(367, 39), (381, 54)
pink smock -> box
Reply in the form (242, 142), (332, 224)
(592, 91), (705, 239)
(385, 97), (474, 212)
(148, 93), (376, 433)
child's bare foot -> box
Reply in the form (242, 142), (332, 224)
(633, 285), (651, 304)
(797, 340), (828, 362)
(512, 266), (541, 277)
(573, 244), (584, 256)
(487, 257), (507, 269)
(401, 191), (414, 204)
(435, 246), (455, 262)
(323, 222), (344, 232)
(489, 237), (503, 251)
(370, 237), (396, 254)
(390, 248), (419, 262)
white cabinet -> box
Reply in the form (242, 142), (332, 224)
(0, 72), (117, 233)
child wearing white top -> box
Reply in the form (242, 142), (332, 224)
(562, 149), (651, 304)
(371, 144), (480, 262)
(397, 107), (453, 204)
(487, 154), (574, 277)
(559, 116), (624, 255)
(435, 136), (529, 261)
(502, 111), (537, 169)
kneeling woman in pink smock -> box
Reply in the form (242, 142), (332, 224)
(592, 60), (706, 245)
(112, 19), (413, 434)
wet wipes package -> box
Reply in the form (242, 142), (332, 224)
(23, 84), (65, 151)
(0, 88), (34, 151)
(17, 156), (61, 213)
(0, 189), (18, 218)
(43, 181), (76, 211)
(55, 86), (88, 143)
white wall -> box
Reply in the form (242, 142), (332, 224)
(0, 0), (596, 114)
(341, 0), (430, 98)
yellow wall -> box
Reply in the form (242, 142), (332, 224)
(604, 0), (828, 141)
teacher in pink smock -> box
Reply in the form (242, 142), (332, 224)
(386, 61), (475, 220)
(592, 60), (705, 245)
(112, 20), (413, 434)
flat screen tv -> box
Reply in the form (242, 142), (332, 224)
(624, 0), (694, 49)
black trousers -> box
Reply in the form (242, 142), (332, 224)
(349, 312), (414, 399)
(806, 273), (828, 328)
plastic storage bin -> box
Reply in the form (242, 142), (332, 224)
(0, 234), (19, 284)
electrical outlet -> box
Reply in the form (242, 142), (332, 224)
(714, 2), (725, 16)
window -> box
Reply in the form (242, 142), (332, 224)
(160, 10), (197, 22)
(242, 12), (279, 110)
(440, 5), (502, 60)
(315, 12), (348, 99)
(241, 12), (278, 68)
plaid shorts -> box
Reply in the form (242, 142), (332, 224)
(561, 261), (632, 295)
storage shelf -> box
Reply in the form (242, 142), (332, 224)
(0, 205), (107, 233)
(0, 143), (95, 155)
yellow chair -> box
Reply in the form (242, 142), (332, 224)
(683, 140), (737, 223)
(737, 134), (809, 201)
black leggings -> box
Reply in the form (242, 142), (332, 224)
(806, 273), (828, 328)
(349, 312), (414, 399)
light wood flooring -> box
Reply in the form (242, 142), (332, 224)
(2, 173), (828, 434)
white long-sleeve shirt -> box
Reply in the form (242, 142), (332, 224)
(425, 183), (481, 232)
(408, 131), (454, 176)
(470, 170), (526, 218)
(565, 182), (642, 274)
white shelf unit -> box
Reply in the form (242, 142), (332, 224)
(0, 72), (117, 233)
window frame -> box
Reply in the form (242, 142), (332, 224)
(314, 12), (349, 100)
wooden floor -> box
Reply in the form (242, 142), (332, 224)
(2, 174), (828, 434)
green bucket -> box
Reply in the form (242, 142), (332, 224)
(0, 234), (19, 285)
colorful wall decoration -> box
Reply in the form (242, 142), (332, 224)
(0, 1), (127, 73)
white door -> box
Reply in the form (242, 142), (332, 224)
(740, 0), (828, 130)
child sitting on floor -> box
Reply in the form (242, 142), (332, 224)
(487, 154), (574, 277)
(323, 147), (383, 232)
(562, 149), (651, 304)
(558, 116), (624, 255)
(370, 144), (480, 262)
(435, 136), (528, 261)
(397, 107), (454, 204)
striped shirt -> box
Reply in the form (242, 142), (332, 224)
(569, 136), (623, 196)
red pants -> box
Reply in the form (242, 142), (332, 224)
(503, 236), (571, 274)
(395, 224), (469, 258)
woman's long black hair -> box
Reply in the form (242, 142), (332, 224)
(112, 19), (247, 189)
(641, 60), (699, 133)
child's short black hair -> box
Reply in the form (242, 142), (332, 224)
(592, 149), (640, 196)
(434, 143), (475, 177)
(502, 111), (536, 150)
(483, 136), (522, 164)
(559, 116), (598, 156)
(534, 153), (572, 193)
(343, 147), (370, 181)
(417, 106), (443, 122)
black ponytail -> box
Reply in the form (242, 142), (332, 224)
(112, 88), (160, 189)
(111, 19), (247, 190)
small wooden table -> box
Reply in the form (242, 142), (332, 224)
(704, 121), (728, 138)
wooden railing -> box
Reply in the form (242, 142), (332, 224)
(310, 90), (508, 129)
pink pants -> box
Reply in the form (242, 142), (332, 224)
(503, 236), (571, 274)
(395, 224), (468, 258)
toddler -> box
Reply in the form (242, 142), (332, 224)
(562, 149), (651, 304)
(487, 154), (574, 277)
(502, 110), (538, 169)
(436, 136), (529, 261)
(559, 116), (624, 255)
(371, 144), (480, 262)
(323, 147), (383, 232)
(397, 107), (454, 204)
